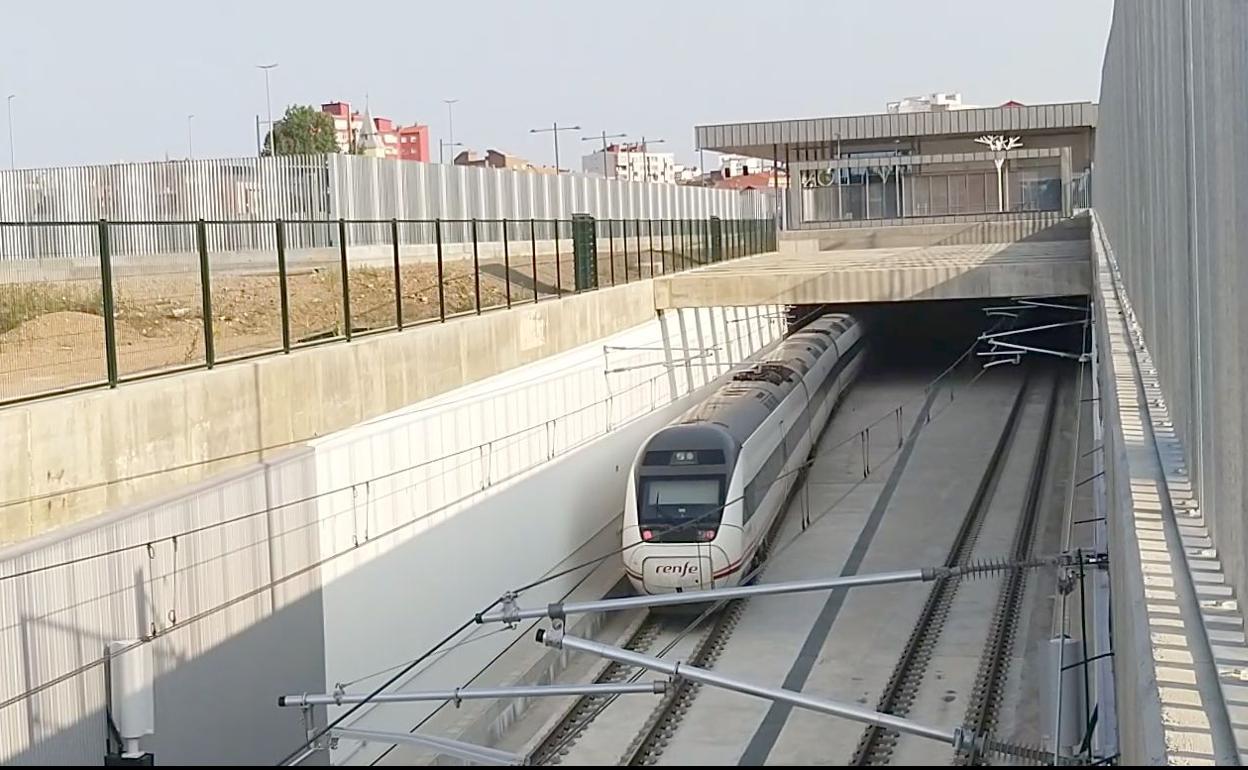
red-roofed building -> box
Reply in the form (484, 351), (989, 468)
(320, 102), (430, 162)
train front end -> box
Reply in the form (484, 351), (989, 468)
(623, 424), (740, 595)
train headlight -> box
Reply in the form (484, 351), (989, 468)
(699, 529), (717, 541)
(641, 529), (654, 541)
(671, 451), (698, 465)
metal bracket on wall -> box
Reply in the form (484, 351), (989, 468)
(978, 299), (1091, 367)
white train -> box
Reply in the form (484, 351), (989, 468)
(622, 313), (867, 595)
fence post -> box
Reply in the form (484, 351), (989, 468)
(191, 219), (218, 369)
(95, 219), (120, 387)
(648, 219), (655, 275)
(635, 220), (643, 278)
(710, 216), (723, 262)
(502, 219), (512, 308)
(571, 213), (598, 291)
(553, 220), (562, 297)
(608, 218), (616, 285)
(435, 218), (447, 321)
(391, 218), (403, 330)
(620, 220), (629, 283)
(275, 219), (291, 352)
(338, 218), (352, 340)
(471, 218), (482, 314)
(529, 218), (539, 303)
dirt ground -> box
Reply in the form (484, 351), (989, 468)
(0, 247), (696, 401)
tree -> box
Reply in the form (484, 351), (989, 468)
(263, 105), (340, 156)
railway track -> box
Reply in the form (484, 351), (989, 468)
(851, 369), (1060, 766)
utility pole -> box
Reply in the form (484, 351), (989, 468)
(187, 114), (195, 160)
(440, 139), (463, 165)
(582, 131), (627, 179)
(257, 63), (278, 155)
(639, 136), (667, 183)
(443, 99), (459, 164)
(6, 94), (15, 170)
(530, 122), (581, 173)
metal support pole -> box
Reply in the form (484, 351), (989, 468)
(608, 218), (616, 285)
(553, 220), (562, 296)
(471, 218), (482, 314)
(435, 218), (446, 322)
(275, 220), (291, 351)
(390, 219), (403, 330)
(338, 219), (352, 339)
(648, 218), (655, 276)
(621, 219), (629, 282)
(97, 219), (119, 387)
(635, 219), (642, 277)
(195, 219), (216, 368)
(529, 218), (539, 303)
(279, 681), (667, 708)
(480, 569), (932, 624)
(502, 219), (512, 308)
(540, 630), (962, 749)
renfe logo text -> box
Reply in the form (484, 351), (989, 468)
(654, 562), (700, 577)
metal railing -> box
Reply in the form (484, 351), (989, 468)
(0, 216), (777, 405)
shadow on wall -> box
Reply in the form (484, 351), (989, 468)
(0, 449), (328, 765)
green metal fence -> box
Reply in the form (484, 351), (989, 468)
(0, 216), (777, 405)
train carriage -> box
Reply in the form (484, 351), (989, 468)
(623, 313), (867, 594)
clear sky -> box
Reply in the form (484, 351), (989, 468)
(0, 0), (1114, 170)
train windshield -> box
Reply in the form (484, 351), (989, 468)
(638, 476), (724, 539)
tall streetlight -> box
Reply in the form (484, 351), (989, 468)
(530, 122), (581, 173)
(582, 131), (627, 179)
(974, 134), (1023, 212)
(440, 140), (463, 165)
(187, 114), (195, 160)
(639, 137), (666, 183)
(6, 94), (15, 170)
(257, 63), (278, 155)
(443, 99), (459, 164)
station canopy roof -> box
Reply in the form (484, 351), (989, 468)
(695, 101), (1097, 159)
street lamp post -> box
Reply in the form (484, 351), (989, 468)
(443, 99), (459, 164)
(257, 63), (278, 155)
(530, 123), (581, 173)
(974, 135), (1022, 212)
(582, 131), (627, 179)
(440, 140), (464, 165)
(6, 94), (15, 170)
(639, 137), (667, 183)
(187, 114), (195, 160)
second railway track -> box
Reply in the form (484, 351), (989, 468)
(852, 368), (1060, 766)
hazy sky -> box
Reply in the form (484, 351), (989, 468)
(1, 0), (1113, 170)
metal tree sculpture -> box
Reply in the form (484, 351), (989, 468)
(974, 135), (1023, 212)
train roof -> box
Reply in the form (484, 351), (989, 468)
(674, 314), (858, 446)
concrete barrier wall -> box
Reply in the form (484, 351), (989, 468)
(0, 279), (669, 547)
(1091, 212), (1246, 764)
(1096, 0), (1248, 607)
(0, 302), (786, 764)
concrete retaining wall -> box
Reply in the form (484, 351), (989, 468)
(0, 280), (665, 546)
(0, 303), (787, 764)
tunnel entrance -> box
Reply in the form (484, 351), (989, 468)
(786, 297), (1089, 372)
